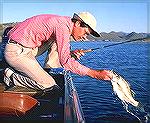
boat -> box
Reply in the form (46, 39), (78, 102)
(0, 27), (85, 123)
(0, 67), (85, 123)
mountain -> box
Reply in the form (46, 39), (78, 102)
(0, 22), (17, 42)
(123, 32), (148, 40)
(99, 31), (124, 41)
(88, 31), (150, 42)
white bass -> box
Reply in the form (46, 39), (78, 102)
(111, 71), (139, 107)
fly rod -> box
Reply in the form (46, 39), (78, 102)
(81, 36), (150, 53)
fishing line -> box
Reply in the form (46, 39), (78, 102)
(129, 79), (148, 93)
(123, 101), (142, 123)
(82, 36), (150, 52)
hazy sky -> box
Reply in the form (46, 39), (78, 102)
(1, 0), (149, 33)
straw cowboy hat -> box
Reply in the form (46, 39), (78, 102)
(73, 12), (100, 37)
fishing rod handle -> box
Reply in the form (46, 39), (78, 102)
(81, 49), (93, 53)
(70, 49), (93, 60)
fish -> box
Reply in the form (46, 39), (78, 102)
(110, 71), (150, 123)
(111, 70), (139, 107)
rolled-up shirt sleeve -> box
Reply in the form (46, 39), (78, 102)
(55, 24), (90, 76)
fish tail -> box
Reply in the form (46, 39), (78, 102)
(137, 102), (145, 113)
(137, 102), (150, 123)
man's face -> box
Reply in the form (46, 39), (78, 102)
(71, 21), (91, 41)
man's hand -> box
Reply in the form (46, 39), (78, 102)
(70, 49), (85, 60)
(87, 69), (113, 81)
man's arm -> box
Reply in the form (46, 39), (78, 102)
(70, 49), (112, 80)
(55, 24), (112, 80)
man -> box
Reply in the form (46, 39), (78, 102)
(4, 12), (112, 91)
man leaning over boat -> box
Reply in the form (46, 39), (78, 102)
(3, 12), (113, 93)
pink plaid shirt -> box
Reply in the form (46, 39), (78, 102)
(8, 14), (90, 75)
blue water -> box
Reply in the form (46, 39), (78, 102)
(0, 41), (150, 123)
(70, 41), (150, 123)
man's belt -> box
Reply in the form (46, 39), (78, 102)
(8, 40), (18, 44)
(8, 40), (25, 47)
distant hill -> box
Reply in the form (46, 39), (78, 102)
(99, 31), (124, 41)
(0, 22), (150, 42)
(123, 32), (148, 40)
(88, 31), (150, 42)
(0, 22), (17, 42)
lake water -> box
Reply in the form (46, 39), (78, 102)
(70, 41), (150, 123)
(0, 41), (150, 123)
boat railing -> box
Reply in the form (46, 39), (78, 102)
(64, 70), (85, 123)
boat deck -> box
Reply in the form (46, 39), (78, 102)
(0, 69), (65, 122)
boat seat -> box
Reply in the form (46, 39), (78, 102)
(0, 92), (38, 116)
(0, 85), (38, 116)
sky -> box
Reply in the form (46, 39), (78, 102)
(1, 0), (150, 33)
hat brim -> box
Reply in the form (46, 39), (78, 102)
(90, 28), (101, 37)
(73, 13), (101, 37)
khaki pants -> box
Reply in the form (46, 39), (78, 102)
(4, 41), (62, 89)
